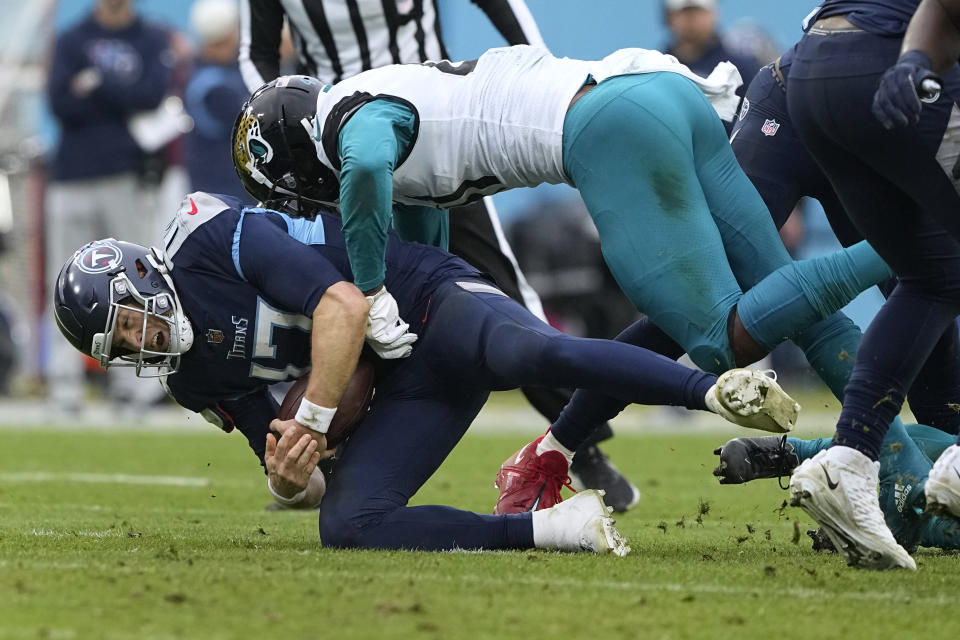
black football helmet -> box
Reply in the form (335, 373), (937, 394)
(54, 240), (194, 377)
(231, 75), (340, 210)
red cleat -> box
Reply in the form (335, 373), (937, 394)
(494, 436), (574, 514)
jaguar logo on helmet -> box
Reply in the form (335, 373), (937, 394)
(76, 241), (123, 274)
(234, 108), (274, 176)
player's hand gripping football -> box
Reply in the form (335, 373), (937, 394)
(364, 286), (417, 359)
(265, 420), (332, 499)
(872, 50), (942, 130)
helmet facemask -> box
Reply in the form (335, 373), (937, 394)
(91, 250), (194, 377)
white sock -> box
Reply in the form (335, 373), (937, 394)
(531, 508), (561, 549)
(536, 431), (575, 465)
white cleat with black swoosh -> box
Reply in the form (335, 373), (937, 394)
(788, 446), (915, 570)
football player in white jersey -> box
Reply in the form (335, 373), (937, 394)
(231, 45), (897, 512)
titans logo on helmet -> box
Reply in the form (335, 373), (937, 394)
(75, 241), (123, 274)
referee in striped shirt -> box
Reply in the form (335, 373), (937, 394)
(238, 0), (640, 512)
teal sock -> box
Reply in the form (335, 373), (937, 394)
(738, 240), (893, 350)
(788, 436), (832, 462)
(904, 422), (956, 461)
(876, 417), (933, 551)
(792, 312), (861, 400)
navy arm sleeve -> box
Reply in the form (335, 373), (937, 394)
(236, 212), (349, 316)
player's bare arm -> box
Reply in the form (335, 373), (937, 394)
(902, 0), (960, 72)
(268, 281), (368, 450)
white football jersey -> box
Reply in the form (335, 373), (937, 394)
(313, 45), (592, 209)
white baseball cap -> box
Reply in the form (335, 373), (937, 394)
(190, 0), (239, 45)
(664, 0), (717, 11)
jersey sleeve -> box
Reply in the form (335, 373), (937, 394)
(337, 100), (417, 292)
(235, 210), (349, 316)
(238, 0), (286, 91)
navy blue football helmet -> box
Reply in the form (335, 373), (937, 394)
(231, 75), (340, 209)
(54, 240), (194, 377)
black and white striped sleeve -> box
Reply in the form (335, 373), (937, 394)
(239, 0), (288, 92)
(470, 0), (546, 48)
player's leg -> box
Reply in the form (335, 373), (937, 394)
(422, 281), (716, 412)
(729, 59), (809, 231)
(564, 72), (891, 374)
(682, 69), (892, 393)
(785, 28), (960, 568)
(447, 198), (635, 509)
(562, 73), (744, 372)
(731, 53), (960, 434)
(317, 339), (627, 554)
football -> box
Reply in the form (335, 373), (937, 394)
(277, 358), (376, 447)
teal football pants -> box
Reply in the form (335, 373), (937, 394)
(562, 72), (889, 372)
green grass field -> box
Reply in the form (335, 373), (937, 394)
(2, 401), (959, 640)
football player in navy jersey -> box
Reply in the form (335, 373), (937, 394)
(778, 0), (960, 570)
(712, 7), (960, 565)
(870, 0), (960, 535)
(53, 191), (804, 553)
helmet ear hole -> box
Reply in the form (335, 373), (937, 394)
(135, 259), (148, 279)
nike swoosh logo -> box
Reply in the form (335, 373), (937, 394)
(186, 197), (198, 215)
(530, 484), (546, 511)
(822, 467), (840, 490)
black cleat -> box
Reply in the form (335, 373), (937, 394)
(713, 435), (799, 485)
(570, 445), (640, 513)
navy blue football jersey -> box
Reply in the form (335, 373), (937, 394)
(159, 192), (482, 452)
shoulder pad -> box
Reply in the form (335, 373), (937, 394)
(162, 192), (234, 259)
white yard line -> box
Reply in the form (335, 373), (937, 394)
(0, 471), (210, 487)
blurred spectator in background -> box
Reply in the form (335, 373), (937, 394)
(183, 0), (250, 202)
(44, 0), (174, 413)
(663, 0), (762, 132)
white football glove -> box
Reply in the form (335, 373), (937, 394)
(365, 287), (417, 359)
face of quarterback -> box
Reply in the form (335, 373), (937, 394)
(112, 304), (171, 354)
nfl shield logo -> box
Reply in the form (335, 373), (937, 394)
(761, 119), (780, 136)
(206, 329), (224, 345)
(738, 97), (750, 121)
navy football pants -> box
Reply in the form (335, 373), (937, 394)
(317, 280), (716, 550)
(789, 29), (960, 458)
(733, 48), (960, 434)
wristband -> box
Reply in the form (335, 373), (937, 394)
(294, 398), (337, 434)
(267, 476), (308, 505)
